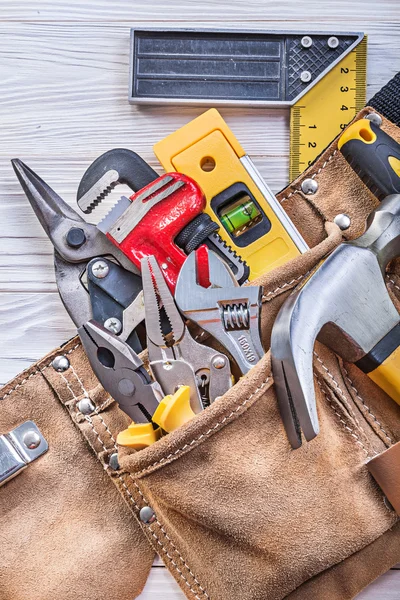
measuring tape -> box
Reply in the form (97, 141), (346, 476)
(290, 36), (367, 180)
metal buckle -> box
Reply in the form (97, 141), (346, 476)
(0, 421), (48, 487)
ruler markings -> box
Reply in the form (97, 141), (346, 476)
(289, 36), (367, 181)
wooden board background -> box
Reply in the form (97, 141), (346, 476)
(0, 1), (399, 597)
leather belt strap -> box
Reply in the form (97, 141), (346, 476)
(367, 442), (400, 515)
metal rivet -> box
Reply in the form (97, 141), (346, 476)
(109, 452), (120, 471)
(140, 506), (156, 524)
(23, 430), (41, 450)
(77, 398), (95, 415)
(118, 378), (135, 397)
(66, 227), (86, 249)
(301, 178), (319, 195)
(300, 70), (312, 83)
(301, 36), (313, 48)
(327, 36), (339, 49)
(212, 355), (227, 370)
(334, 213), (351, 230)
(365, 112), (382, 127)
(52, 355), (70, 372)
(104, 317), (122, 334)
(161, 263), (168, 270)
(91, 260), (109, 279)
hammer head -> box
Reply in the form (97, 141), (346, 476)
(271, 196), (400, 448)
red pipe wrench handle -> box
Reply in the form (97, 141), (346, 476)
(106, 173), (206, 292)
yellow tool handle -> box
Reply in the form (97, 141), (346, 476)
(367, 346), (400, 406)
(117, 422), (161, 449)
(117, 387), (196, 449)
(152, 386), (195, 433)
(338, 118), (400, 198)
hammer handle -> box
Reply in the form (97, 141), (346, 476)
(356, 323), (400, 405)
(338, 119), (400, 200)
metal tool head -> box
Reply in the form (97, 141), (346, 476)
(141, 255), (185, 348)
(141, 255), (210, 414)
(175, 246), (264, 374)
(77, 148), (158, 214)
(271, 194), (400, 448)
(12, 159), (139, 274)
(78, 320), (161, 422)
(12, 159), (142, 331)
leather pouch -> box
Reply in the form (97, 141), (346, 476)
(118, 108), (400, 600)
(0, 343), (155, 600)
(1, 108), (400, 600)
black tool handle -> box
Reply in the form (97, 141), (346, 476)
(339, 119), (400, 200)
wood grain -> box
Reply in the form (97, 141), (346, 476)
(1, 1), (400, 597)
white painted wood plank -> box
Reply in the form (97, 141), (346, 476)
(138, 565), (400, 600)
(0, 0), (399, 25)
(137, 567), (185, 600)
(355, 569), (400, 599)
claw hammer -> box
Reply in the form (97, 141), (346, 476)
(271, 193), (400, 448)
(271, 119), (400, 449)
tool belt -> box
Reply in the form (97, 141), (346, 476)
(1, 76), (400, 600)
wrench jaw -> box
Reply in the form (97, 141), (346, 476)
(76, 148), (158, 214)
(176, 247), (264, 375)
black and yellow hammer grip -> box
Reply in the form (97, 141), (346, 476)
(338, 118), (400, 199)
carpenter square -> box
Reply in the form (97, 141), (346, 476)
(129, 28), (366, 177)
(271, 194), (400, 449)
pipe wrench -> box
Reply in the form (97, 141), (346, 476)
(77, 149), (249, 285)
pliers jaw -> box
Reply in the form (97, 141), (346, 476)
(78, 320), (162, 423)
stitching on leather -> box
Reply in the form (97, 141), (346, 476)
(315, 377), (371, 458)
(40, 343), (81, 371)
(0, 343), (81, 401)
(0, 370), (41, 400)
(148, 524), (208, 600)
(342, 367), (394, 446)
(134, 375), (272, 477)
(280, 150), (337, 203)
(66, 362), (206, 597)
(262, 272), (308, 302)
(313, 351), (368, 441)
(0, 342), (209, 597)
(154, 520), (209, 597)
(387, 275), (400, 295)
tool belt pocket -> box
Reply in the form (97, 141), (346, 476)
(119, 223), (400, 600)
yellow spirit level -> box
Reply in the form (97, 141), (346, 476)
(154, 109), (308, 280)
